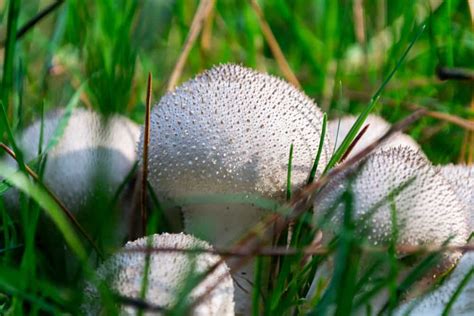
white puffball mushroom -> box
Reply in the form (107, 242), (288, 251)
(313, 147), (470, 313)
(328, 114), (423, 159)
(315, 146), (469, 261)
(438, 164), (474, 228)
(395, 252), (474, 316)
(141, 64), (332, 314)
(2, 108), (140, 213)
(82, 233), (234, 316)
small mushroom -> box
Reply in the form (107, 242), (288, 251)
(140, 64), (332, 313)
(395, 252), (474, 316)
(315, 147), (469, 256)
(82, 233), (234, 316)
(438, 164), (474, 227)
(2, 108), (140, 251)
(3, 108), (139, 212)
(328, 114), (423, 159)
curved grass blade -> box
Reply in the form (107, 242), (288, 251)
(42, 82), (87, 154)
(0, 162), (86, 261)
(323, 24), (426, 173)
(441, 267), (474, 316)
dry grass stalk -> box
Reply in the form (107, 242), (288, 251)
(249, 0), (301, 89)
(166, 0), (215, 91)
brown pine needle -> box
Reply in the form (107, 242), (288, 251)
(0, 143), (104, 260)
(166, 0), (215, 92)
(249, 0), (301, 89)
(140, 73), (153, 234)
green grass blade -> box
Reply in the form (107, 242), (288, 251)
(441, 267), (474, 316)
(323, 24), (426, 173)
(1, 0), (21, 115)
(0, 162), (87, 261)
(286, 143), (294, 201)
(43, 82), (86, 154)
(308, 113), (327, 184)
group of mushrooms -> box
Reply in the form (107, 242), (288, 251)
(1, 64), (473, 315)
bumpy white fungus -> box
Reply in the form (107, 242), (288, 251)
(395, 252), (474, 316)
(82, 233), (234, 316)
(313, 147), (470, 314)
(328, 114), (423, 159)
(315, 147), (469, 257)
(438, 164), (474, 228)
(3, 108), (140, 212)
(141, 64), (331, 313)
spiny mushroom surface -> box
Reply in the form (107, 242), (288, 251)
(313, 147), (470, 313)
(395, 252), (474, 316)
(315, 146), (469, 257)
(2, 108), (140, 212)
(82, 233), (234, 316)
(140, 64), (331, 313)
(328, 114), (423, 159)
(438, 164), (474, 228)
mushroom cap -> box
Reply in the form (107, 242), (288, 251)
(82, 233), (234, 316)
(142, 63), (331, 202)
(315, 147), (469, 252)
(438, 164), (474, 228)
(395, 252), (474, 316)
(328, 114), (423, 159)
(2, 108), (140, 212)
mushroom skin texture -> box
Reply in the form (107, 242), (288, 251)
(395, 252), (474, 316)
(315, 147), (469, 250)
(313, 147), (470, 313)
(438, 164), (474, 228)
(141, 64), (331, 313)
(82, 233), (234, 316)
(2, 108), (140, 213)
(328, 114), (424, 159)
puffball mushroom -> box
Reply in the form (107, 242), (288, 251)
(315, 147), (469, 256)
(3, 108), (140, 213)
(141, 64), (331, 314)
(82, 233), (234, 316)
(313, 147), (470, 313)
(438, 164), (474, 227)
(395, 252), (474, 316)
(328, 114), (423, 159)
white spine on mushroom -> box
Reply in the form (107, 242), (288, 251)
(438, 164), (474, 229)
(395, 252), (474, 316)
(3, 108), (140, 211)
(328, 114), (424, 159)
(141, 64), (331, 314)
(82, 233), (234, 316)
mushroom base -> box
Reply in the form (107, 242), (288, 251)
(183, 202), (273, 315)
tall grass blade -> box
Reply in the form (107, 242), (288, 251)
(323, 24), (426, 173)
(43, 82), (86, 154)
(1, 0), (21, 115)
(308, 113), (327, 184)
(0, 162), (86, 260)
